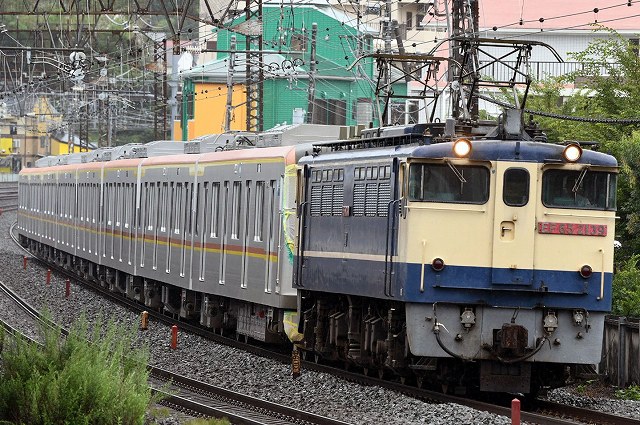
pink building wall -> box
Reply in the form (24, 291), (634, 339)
(478, 0), (640, 31)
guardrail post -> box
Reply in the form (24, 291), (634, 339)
(171, 325), (178, 349)
(511, 398), (520, 425)
(141, 311), (149, 330)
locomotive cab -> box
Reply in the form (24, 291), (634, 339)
(400, 139), (617, 393)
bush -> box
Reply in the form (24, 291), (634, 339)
(615, 384), (640, 401)
(0, 314), (157, 424)
(612, 255), (640, 317)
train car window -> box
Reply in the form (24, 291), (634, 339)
(503, 168), (529, 207)
(231, 181), (241, 239)
(167, 182), (175, 234)
(219, 182), (230, 284)
(175, 183), (183, 233)
(264, 181), (276, 293)
(255, 181), (265, 242)
(335, 169), (344, 182)
(211, 182), (220, 238)
(167, 183), (173, 273)
(241, 181), (252, 289)
(542, 169), (617, 210)
(185, 183), (192, 235)
(408, 163), (489, 204)
(117, 183), (123, 227)
(194, 182), (201, 236)
(199, 183), (209, 282)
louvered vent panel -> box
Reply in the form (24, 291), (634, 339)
(378, 182), (391, 217)
(353, 184), (365, 216)
(332, 185), (344, 216)
(310, 185), (322, 216)
(365, 183), (379, 216)
(321, 185), (333, 216)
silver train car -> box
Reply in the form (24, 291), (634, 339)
(19, 137), (306, 343)
(17, 123), (618, 394)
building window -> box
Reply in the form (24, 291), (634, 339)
(312, 99), (347, 125)
(416, 14), (425, 29)
(406, 12), (413, 30)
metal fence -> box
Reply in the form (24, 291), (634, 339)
(601, 316), (640, 387)
(0, 173), (18, 182)
(0, 181), (18, 211)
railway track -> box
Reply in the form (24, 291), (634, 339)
(0, 266), (348, 425)
(0, 181), (18, 211)
(9, 220), (640, 425)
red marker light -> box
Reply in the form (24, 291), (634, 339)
(432, 258), (445, 272)
(579, 265), (593, 279)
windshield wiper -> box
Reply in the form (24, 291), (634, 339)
(445, 159), (467, 183)
(572, 166), (589, 193)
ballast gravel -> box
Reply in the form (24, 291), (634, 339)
(2, 211), (639, 425)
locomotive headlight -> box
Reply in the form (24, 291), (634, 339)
(579, 264), (593, 279)
(563, 143), (582, 162)
(453, 138), (472, 158)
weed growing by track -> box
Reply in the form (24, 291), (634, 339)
(0, 314), (158, 424)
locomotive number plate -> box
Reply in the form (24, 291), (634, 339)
(537, 222), (607, 237)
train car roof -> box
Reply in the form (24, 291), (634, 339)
(141, 145), (299, 166)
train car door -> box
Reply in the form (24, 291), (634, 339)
(491, 162), (537, 285)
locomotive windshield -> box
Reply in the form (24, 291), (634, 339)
(542, 169), (616, 210)
(408, 163), (489, 204)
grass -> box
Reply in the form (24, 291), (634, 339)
(0, 313), (160, 424)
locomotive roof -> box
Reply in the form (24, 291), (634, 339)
(300, 139), (618, 167)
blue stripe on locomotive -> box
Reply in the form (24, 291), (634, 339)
(297, 256), (612, 312)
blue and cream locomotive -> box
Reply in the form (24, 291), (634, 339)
(17, 122), (617, 394)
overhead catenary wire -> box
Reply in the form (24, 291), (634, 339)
(2, 0), (640, 136)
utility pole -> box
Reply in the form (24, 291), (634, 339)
(245, 0), (264, 132)
(450, 0), (479, 120)
(306, 23), (317, 124)
(383, 0), (393, 125)
(224, 36), (236, 132)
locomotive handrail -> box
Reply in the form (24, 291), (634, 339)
(295, 200), (309, 288)
(384, 199), (400, 297)
(543, 211), (617, 219)
(597, 248), (605, 301)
